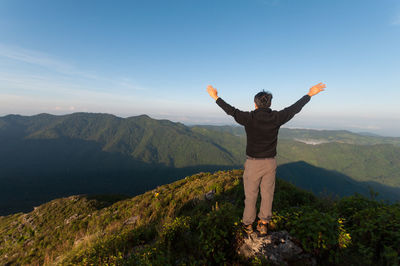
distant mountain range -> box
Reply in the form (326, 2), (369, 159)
(0, 113), (244, 215)
(1, 113), (399, 215)
(194, 125), (400, 146)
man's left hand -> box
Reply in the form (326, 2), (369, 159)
(308, 82), (326, 97)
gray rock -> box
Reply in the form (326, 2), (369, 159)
(124, 215), (140, 225)
(205, 190), (215, 200)
(238, 230), (316, 265)
(64, 213), (79, 225)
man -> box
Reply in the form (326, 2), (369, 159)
(206, 83), (325, 235)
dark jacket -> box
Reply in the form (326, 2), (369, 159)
(216, 95), (311, 158)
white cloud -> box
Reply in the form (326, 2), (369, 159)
(0, 43), (97, 79)
(0, 43), (154, 117)
(0, 43), (145, 92)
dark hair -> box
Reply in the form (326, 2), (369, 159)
(254, 90), (273, 108)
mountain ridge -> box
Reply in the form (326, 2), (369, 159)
(1, 113), (399, 216)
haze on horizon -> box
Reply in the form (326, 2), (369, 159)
(0, 0), (399, 136)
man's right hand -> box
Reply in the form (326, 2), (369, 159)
(207, 85), (219, 100)
(308, 82), (326, 97)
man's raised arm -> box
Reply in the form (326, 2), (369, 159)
(277, 82), (326, 125)
(206, 85), (251, 126)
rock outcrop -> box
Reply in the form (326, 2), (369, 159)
(238, 230), (316, 265)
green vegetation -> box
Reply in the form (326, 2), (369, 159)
(1, 170), (399, 265)
(0, 113), (244, 168)
(277, 140), (400, 188)
(1, 113), (400, 216)
(0, 113), (244, 215)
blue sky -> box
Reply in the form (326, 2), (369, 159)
(0, 0), (399, 136)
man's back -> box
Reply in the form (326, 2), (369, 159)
(216, 95), (311, 158)
(244, 108), (280, 158)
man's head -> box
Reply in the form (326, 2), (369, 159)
(254, 90), (273, 109)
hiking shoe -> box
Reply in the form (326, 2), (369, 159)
(256, 220), (268, 236)
(242, 223), (253, 234)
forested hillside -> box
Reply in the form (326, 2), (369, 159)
(0, 113), (244, 215)
(1, 113), (399, 216)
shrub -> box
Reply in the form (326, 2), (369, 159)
(161, 216), (192, 252)
(286, 208), (338, 253)
(349, 205), (400, 264)
(335, 194), (381, 224)
(272, 207), (351, 263)
(65, 225), (157, 264)
(197, 202), (241, 264)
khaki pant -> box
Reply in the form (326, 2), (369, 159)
(242, 157), (277, 225)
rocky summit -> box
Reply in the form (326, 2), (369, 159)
(239, 230), (316, 265)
